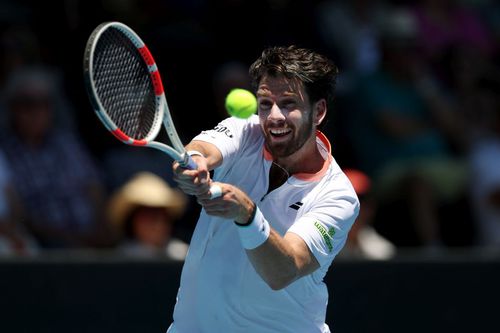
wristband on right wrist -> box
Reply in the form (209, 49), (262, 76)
(186, 150), (204, 158)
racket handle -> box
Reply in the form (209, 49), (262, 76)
(180, 152), (222, 199)
(180, 153), (198, 170)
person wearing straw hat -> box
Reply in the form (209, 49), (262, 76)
(107, 172), (188, 260)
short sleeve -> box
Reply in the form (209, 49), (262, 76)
(192, 115), (260, 168)
(287, 187), (359, 268)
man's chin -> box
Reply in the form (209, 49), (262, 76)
(266, 143), (293, 159)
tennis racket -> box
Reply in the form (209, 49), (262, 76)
(84, 21), (221, 198)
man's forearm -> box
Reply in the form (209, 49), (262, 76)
(185, 140), (223, 171)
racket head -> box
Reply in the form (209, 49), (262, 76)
(83, 21), (165, 146)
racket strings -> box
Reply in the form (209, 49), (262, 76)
(92, 27), (158, 140)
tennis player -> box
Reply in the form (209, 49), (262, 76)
(169, 45), (359, 333)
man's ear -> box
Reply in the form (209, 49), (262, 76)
(314, 99), (327, 126)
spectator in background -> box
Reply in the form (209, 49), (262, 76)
(411, 0), (494, 72)
(341, 169), (395, 260)
(348, 9), (467, 250)
(0, 25), (41, 90)
(107, 172), (188, 260)
(473, 0), (500, 51)
(435, 32), (499, 152)
(101, 145), (198, 244)
(0, 149), (38, 255)
(467, 79), (500, 248)
(315, 0), (388, 94)
(0, 66), (111, 249)
(409, 0), (499, 248)
(314, 0), (389, 167)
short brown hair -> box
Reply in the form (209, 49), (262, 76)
(249, 45), (339, 109)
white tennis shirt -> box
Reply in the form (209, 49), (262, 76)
(169, 116), (359, 333)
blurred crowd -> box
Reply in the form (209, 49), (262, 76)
(0, 0), (499, 259)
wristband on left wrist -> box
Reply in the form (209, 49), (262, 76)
(234, 205), (270, 250)
(234, 203), (256, 227)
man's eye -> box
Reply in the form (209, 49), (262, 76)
(259, 101), (272, 110)
(282, 101), (296, 109)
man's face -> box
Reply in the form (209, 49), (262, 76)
(257, 75), (316, 159)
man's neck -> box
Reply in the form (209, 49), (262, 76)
(273, 134), (324, 175)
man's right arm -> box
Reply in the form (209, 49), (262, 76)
(185, 140), (223, 171)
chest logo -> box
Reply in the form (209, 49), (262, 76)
(289, 201), (303, 210)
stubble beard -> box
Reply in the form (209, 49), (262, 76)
(263, 113), (315, 159)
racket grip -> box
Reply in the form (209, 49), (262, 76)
(180, 152), (198, 170)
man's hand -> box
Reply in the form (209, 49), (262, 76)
(197, 182), (255, 224)
(172, 155), (211, 196)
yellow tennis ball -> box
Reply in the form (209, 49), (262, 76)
(225, 88), (257, 119)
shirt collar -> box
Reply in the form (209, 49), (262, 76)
(263, 130), (332, 182)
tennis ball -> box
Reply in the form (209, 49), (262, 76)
(225, 88), (257, 119)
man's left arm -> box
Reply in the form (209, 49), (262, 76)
(198, 182), (357, 290)
(246, 228), (319, 290)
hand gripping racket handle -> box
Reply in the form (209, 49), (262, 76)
(180, 153), (222, 199)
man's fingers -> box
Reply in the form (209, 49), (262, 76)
(197, 169), (209, 185)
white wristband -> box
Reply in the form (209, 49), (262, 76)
(235, 206), (270, 250)
(186, 150), (204, 158)
(209, 184), (222, 199)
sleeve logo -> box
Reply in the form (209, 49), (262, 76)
(313, 221), (336, 252)
(213, 125), (233, 138)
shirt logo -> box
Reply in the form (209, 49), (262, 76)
(212, 125), (233, 138)
(289, 201), (303, 210)
(313, 221), (336, 252)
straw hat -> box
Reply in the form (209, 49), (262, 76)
(107, 172), (187, 228)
